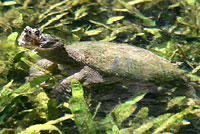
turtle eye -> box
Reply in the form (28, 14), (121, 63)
(34, 29), (40, 36)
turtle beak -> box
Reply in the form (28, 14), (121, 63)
(17, 34), (38, 49)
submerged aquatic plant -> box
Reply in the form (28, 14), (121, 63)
(0, 76), (199, 133)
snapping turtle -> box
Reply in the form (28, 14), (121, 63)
(18, 26), (198, 102)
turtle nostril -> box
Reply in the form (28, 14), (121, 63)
(24, 28), (28, 33)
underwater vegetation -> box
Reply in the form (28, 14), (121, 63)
(0, 0), (200, 133)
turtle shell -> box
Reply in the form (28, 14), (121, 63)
(65, 42), (185, 82)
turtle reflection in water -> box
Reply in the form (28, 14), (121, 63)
(18, 26), (199, 107)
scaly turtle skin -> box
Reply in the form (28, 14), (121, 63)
(18, 26), (198, 102)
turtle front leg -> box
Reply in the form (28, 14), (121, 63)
(50, 66), (105, 102)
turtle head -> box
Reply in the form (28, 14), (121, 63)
(18, 26), (73, 65)
(18, 26), (64, 50)
(18, 26), (47, 49)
